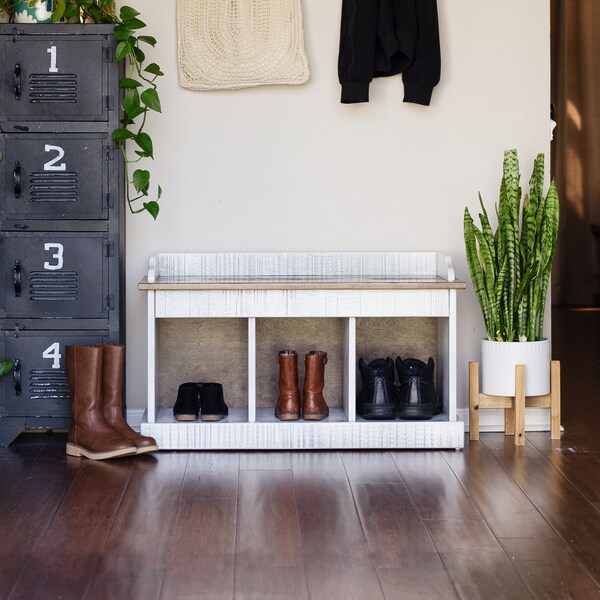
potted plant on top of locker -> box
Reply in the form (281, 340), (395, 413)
(0, 0), (164, 220)
(463, 149), (560, 396)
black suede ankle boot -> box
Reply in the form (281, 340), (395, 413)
(173, 382), (200, 421)
(357, 357), (397, 419)
(199, 383), (228, 421)
(395, 357), (442, 419)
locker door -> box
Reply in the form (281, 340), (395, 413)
(1, 232), (110, 319)
(0, 133), (109, 220)
(1, 330), (109, 417)
(0, 36), (108, 121)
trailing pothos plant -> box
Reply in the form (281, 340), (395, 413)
(464, 149), (560, 342)
(0, 360), (13, 379)
(54, 1), (163, 219)
(0, 0), (163, 219)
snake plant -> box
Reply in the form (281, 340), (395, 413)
(464, 149), (559, 342)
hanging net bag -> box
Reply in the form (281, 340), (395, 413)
(177, 0), (310, 90)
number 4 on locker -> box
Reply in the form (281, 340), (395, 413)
(42, 342), (62, 369)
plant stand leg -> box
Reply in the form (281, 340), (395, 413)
(505, 404), (515, 436)
(550, 360), (561, 439)
(469, 361), (480, 441)
(515, 364), (526, 446)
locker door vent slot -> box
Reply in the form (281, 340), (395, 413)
(28, 73), (77, 104)
(29, 369), (69, 401)
(29, 171), (78, 202)
(29, 271), (78, 301)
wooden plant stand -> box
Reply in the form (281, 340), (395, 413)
(469, 360), (561, 446)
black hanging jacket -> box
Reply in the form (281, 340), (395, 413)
(338, 0), (441, 105)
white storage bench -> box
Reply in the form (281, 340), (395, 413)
(138, 252), (466, 449)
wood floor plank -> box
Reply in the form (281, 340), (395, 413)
(377, 566), (458, 600)
(482, 432), (600, 584)
(341, 451), (403, 484)
(159, 497), (237, 600)
(392, 448), (533, 598)
(235, 470), (308, 599)
(291, 452), (384, 600)
(528, 431), (600, 506)
(8, 456), (135, 600)
(0, 454), (82, 599)
(500, 534), (600, 596)
(443, 439), (558, 539)
(438, 549), (534, 600)
(239, 451), (292, 471)
(352, 482), (458, 598)
(391, 450), (480, 520)
(83, 452), (190, 600)
(511, 561), (600, 599)
(181, 451), (239, 499)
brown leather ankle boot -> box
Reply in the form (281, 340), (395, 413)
(65, 345), (136, 460)
(100, 344), (159, 454)
(275, 350), (301, 420)
(303, 350), (329, 420)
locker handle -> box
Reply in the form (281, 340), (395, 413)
(13, 359), (21, 396)
(13, 63), (21, 100)
(13, 260), (21, 297)
(13, 162), (21, 199)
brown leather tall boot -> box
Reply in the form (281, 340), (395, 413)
(65, 345), (137, 460)
(100, 344), (159, 455)
(275, 350), (301, 421)
(303, 350), (329, 420)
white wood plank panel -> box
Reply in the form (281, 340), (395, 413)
(343, 317), (357, 422)
(155, 252), (442, 280)
(141, 409), (465, 450)
(155, 290), (450, 318)
(248, 317), (256, 423)
(147, 290), (156, 423)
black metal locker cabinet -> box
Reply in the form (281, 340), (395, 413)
(0, 24), (124, 446)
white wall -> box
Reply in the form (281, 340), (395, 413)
(123, 0), (551, 412)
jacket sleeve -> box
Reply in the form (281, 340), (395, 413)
(402, 0), (441, 106)
(338, 0), (377, 104)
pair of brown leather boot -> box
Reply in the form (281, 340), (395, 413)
(65, 344), (158, 460)
(276, 350), (329, 420)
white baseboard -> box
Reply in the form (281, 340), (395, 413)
(457, 407), (551, 432)
(127, 408), (146, 430)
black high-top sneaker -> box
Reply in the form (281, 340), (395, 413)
(395, 357), (442, 419)
(173, 382), (200, 421)
(357, 357), (397, 419)
(199, 383), (229, 421)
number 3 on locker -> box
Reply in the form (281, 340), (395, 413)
(44, 243), (64, 270)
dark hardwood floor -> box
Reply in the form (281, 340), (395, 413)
(2, 307), (600, 599)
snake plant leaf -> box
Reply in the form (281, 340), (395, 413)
(536, 180), (560, 339)
(478, 193), (496, 269)
(464, 208), (494, 339)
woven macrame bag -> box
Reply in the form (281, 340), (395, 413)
(177, 0), (310, 90)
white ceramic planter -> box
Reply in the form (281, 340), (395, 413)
(481, 338), (551, 397)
